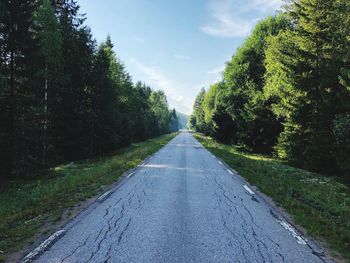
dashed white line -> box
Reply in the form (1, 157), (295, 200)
(243, 185), (255, 195)
(278, 220), (307, 245)
(127, 172), (134, 178)
(227, 169), (234, 175)
(218, 161), (223, 165)
(97, 191), (112, 202)
(22, 230), (65, 263)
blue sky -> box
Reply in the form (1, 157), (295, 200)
(79, 0), (283, 114)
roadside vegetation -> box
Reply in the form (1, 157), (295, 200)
(190, 0), (350, 182)
(195, 133), (350, 261)
(0, 133), (177, 262)
(0, 0), (180, 182)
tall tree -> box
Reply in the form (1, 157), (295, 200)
(51, 0), (95, 161)
(264, 0), (350, 172)
(191, 88), (207, 133)
(219, 15), (290, 153)
(150, 90), (170, 135)
(131, 82), (153, 140)
(89, 38), (124, 155)
(0, 0), (39, 177)
(35, 0), (63, 164)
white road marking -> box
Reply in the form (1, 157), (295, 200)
(127, 172), (134, 178)
(97, 191), (112, 202)
(243, 185), (255, 195)
(278, 220), (307, 245)
(218, 161), (223, 165)
(227, 169), (234, 175)
(23, 230), (65, 263)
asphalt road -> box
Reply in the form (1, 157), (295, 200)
(34, 132), (327, 263)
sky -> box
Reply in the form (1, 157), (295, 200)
(79, 0), (283, 115)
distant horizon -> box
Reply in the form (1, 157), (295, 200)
(79, 0), (283, 114)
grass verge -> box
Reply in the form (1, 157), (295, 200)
(195, 133), (350, 261)
(0, 133), (178, 261)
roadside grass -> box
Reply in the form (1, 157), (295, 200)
(195, 133), (350, 261)
(0, 133), (177, 261)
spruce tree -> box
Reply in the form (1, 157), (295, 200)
(51, 0), (95, 160)
(0, 0), (39, 177)
(35, 0), (63, 164)
(265, 0), (350, 172)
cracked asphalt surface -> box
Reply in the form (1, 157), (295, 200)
(35, 132), (327, 263)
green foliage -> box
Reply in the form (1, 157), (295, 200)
(190, 88), (208, 133)
(150, 90), (172, 135)
(265, 0), (350, 174)
(191, 15), (289, 152)
(192, 1), (350, 179)
(0, 0), (176, 180)
(332, 114), (350, 176)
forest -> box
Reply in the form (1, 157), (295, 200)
(0, 0), (180, 181)
(190, 0), (350, 180)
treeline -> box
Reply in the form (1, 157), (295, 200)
(190, 0), (350, 179)
(0, 0), (179, 180)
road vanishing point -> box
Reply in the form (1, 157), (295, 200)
(32, 132), (328, 263)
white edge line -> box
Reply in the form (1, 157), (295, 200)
(227, 169), (234, 175)
(97, 190), (111, 202)
(127, 172), (134, 178)
(243, 185), (255, 195)
(218, 161), (223, 165)
(278, 220), (307, 245)
(22, 230), (65, 263)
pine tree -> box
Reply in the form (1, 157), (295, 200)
(132, 82), (153, 140)
(191, 88), (207, 133)
(51, 0), (95, 160)
(35, 0), (63, 165)
(0, 0), (39, 177)
(265, 0), (350, 172)
(89, 38), (120, 155)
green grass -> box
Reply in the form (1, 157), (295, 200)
(0, 133), (178, 259)
(195, 133), (350, 261)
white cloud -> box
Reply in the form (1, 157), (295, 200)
(130, 58), (193, 114)
(201, 0), (283, 38)
(174, 54), (191, 60)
